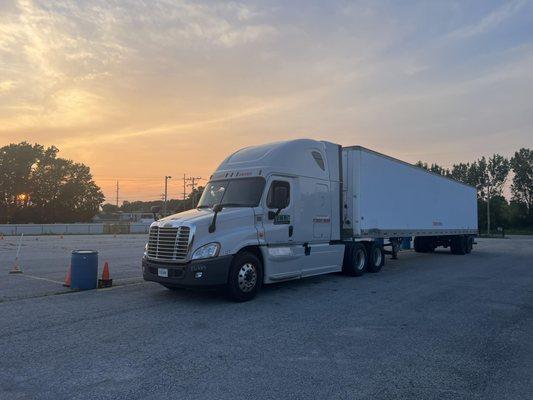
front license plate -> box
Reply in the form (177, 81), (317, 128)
(157, 268), (168, 278)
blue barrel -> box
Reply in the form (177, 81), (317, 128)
(401, 237), (412, 250)
(71, 250), (98, 290)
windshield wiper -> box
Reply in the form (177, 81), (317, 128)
(220, 203), (251, 207)
(197, 205), (210, 209)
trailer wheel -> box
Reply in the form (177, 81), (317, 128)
(227, 251), (262, 302)
(450, 235), (467, 255)
(465, 236), (474, 254)
(366, 242), (385, 273)
(343, 243), (367, 276)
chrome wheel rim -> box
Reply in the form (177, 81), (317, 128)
(238, 263), (257, 293)
(373, 247), (382, 266)
(355, 250), (365, 270)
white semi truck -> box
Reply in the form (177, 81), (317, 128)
(143, 139), (478, 301)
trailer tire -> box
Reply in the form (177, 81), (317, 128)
(465, 236), (474, 254)
(450, 235), (467, 255)
(343, 243), (367, 276)
(366, 242), (385, 273)
(226, 251), (262, 302)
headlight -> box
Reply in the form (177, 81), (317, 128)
(143, 243), (148, 257)
(192, 242), (220, 260)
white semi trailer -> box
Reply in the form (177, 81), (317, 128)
(143, 139), (478, 301)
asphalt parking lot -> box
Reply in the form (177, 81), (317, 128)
(1, 235), (532, 400)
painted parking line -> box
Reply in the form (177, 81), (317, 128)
(15, 274), (64, 285)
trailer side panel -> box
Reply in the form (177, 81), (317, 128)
(343, 147), (478, 238)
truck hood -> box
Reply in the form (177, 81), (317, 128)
(152, 207), (254, 229)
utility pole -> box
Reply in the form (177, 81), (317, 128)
(182, 174), (187, 200)
(487, 182), (491, 235)
(186, 177), (202, 208)
(115, 180), (119, 208)
(163, 176), (172, 215)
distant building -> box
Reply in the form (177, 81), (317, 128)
(92, 211), (154, 224)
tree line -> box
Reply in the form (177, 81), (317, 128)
(0, 142), (104, 223)
(415, 148), (532, 233)
(101, 187), (204, 215)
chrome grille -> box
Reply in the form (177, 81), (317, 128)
(147, 226), (191, 262)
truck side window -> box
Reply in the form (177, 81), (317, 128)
(311, 151), (325, 170)
(267, 181), (290, 209)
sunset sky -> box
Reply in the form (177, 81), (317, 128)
(1, 0), (532, 203)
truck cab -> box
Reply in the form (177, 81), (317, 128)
(142, 139), (346, 301)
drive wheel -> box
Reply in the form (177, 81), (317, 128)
(227, 252), (262, 302)
(367, 242), (385, 273)
(343, 243), (367, 276)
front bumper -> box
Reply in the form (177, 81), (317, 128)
(142, 255), (233, 288)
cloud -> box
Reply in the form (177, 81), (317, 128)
(447, 0), (526, 39)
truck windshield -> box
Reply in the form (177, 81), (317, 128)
(197, 177), (265, 209)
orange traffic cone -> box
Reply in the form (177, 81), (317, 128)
(9, 257), (23, 274)
(98, 261), (113, 288)
(63, 266), (71, 287)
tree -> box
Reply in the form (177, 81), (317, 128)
(448, 162), (480, 187)
(481, 155), (510, 234)
(415, 161), (449, 176)
(0, 142), (104, 223)
(102, 203), (120, 213)
(510, 148), (532, 214)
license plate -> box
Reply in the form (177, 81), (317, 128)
(157, 268), (168, 278)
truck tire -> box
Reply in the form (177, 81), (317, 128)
(450, 235), (467, 255)
(343, 243), (367, 276)
(465, 236), (474, 254)
(227, 251), (263, 302)
(366, 242), (385, 273)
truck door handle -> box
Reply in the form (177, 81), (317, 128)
(288, 225), (293, 237)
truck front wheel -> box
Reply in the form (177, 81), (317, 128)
(343, 243), (367, 276)
(227, 252), (263, 302)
